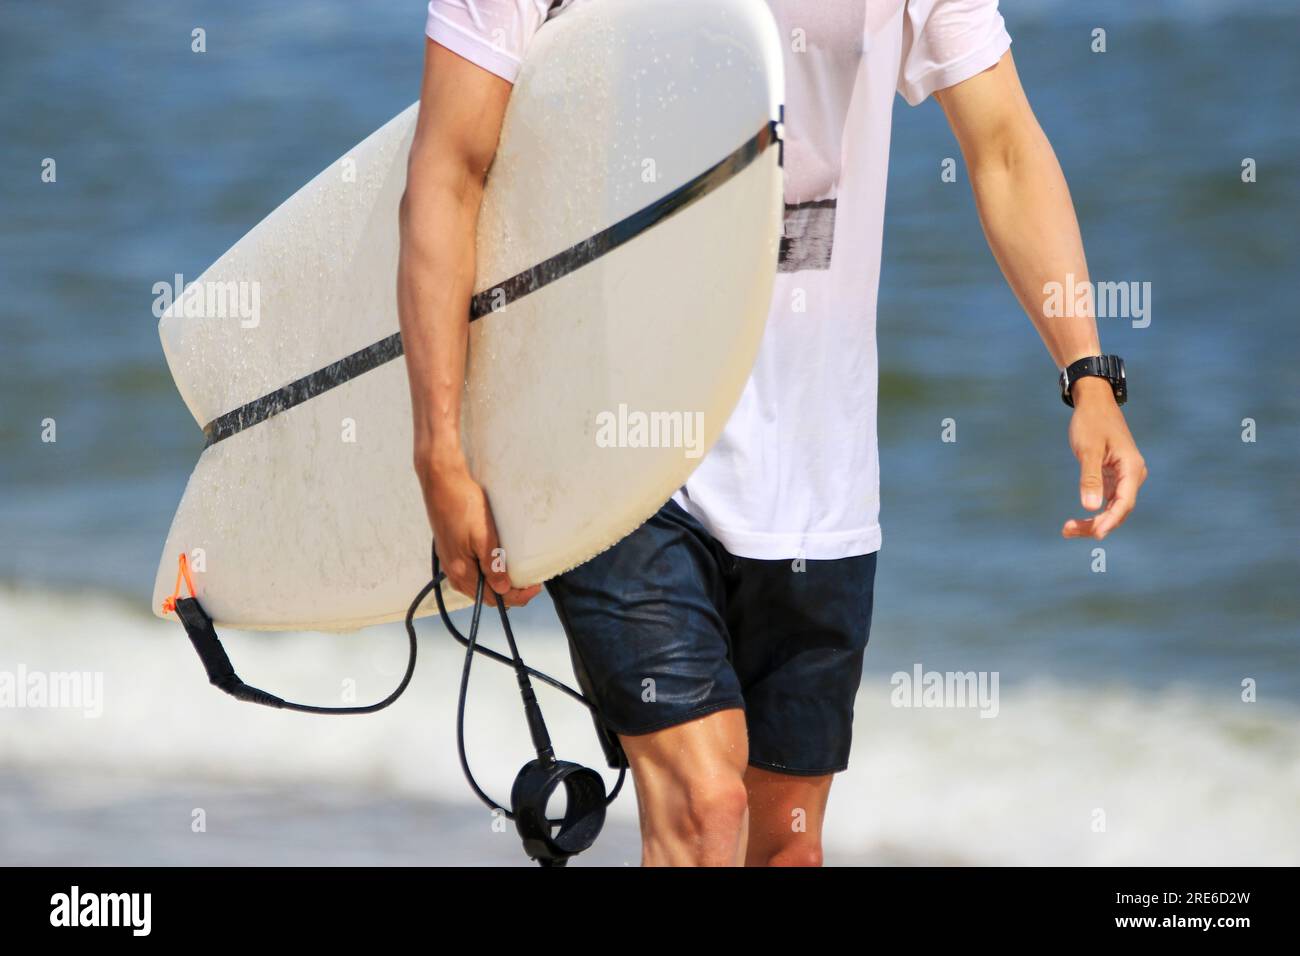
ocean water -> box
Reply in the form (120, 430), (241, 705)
(1, 1), (1298, 865)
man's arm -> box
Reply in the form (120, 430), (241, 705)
(397, 39), (540, 605)
(934, 51), (1147, 540)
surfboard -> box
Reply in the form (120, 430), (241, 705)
(152, 0), (784, 631)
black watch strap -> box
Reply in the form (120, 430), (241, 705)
(1060, 355), (1127, 407)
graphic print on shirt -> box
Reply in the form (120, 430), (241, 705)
(770, 0), (866, 273)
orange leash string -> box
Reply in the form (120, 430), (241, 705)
(161, 553), (197, 614)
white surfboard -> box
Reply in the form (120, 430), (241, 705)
(152, 0), (784, 631)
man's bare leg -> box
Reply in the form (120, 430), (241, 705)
(743, 766), (833, 867)
(618, 707), (750, 866)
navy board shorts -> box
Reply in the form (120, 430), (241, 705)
(545, 498), (878, 776)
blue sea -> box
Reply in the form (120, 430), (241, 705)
(1, 0), (1297, 865)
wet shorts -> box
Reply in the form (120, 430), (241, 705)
(545, 499), (878, 776)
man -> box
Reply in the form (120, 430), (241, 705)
(398, 0), (1147, 866)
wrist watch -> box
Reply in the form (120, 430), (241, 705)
(1059, 354), (1127, 407)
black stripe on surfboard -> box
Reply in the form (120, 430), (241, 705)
(201, 118), (781, 449)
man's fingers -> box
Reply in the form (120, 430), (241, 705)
(502, 584), (542, 608)
(477, 548), (513, 601)
(1091, 484), (1138, 538)
(1063, 464), (1141, 539)
(440, 527), (536, 607)
(1077, 446), (1105, 511)
(452, 577), (538, 609)
(472, 509), (515, 599)
(1091, 457), (1144, 538)
(441, 554), (480, 601)
(1061, 517), (1097, 539)
(444, 559), (537, 607)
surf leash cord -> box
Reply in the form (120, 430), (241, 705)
(162, 550), (627, 867)
(429, 550), (627, 867)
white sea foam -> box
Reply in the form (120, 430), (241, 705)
(1, 586), (1296, 865)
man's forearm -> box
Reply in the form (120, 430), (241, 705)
(964, 122), (1104, 375)
(397, 167), (482, 473)
(937, 53), (1106, 380)
(398, 40), (510, 476)
(398, 38), (541, 602)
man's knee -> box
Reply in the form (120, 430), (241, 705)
(759, 840), (824, 868)
(641, 771), (749, 865)
(621, 708), (750, 865)
(682, 775), (750, 838)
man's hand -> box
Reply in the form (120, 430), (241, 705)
(416, 452), (541, 608)
(1062, 377), (1147, 540)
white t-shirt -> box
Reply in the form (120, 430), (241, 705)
(425, 0), (1011, 560)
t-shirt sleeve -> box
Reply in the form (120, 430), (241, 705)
(424, 0), (549, 83)
(897, 0), (1012, 106)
